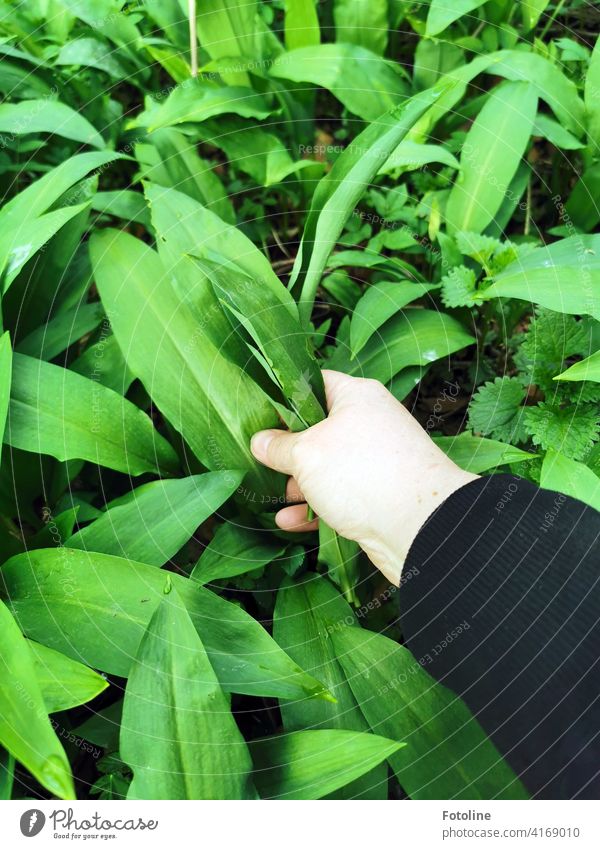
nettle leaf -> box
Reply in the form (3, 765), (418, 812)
(122, 591), (257, 800)
(0, 600), (74, 800)
(455, 232), (501, 268)
(67, 472), (244, 566)
(440, 266), (484, 308)
(524, 403), (600, 461)
(468, 377), (528, 444)
(191, 523), (286, 586)
(515, 309), (590, 391)
(2, 548), (328, 700)
(6, 353), (178, 477)
(433, 433), (536, 474)
(541, 449), (600, 513)
(251, 730), (404, 800)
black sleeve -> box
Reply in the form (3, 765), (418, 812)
(399, 474), (600, 800)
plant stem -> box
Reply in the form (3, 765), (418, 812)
(188, 0), (198, 78)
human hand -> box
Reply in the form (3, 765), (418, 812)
(251, 370), (478, 585)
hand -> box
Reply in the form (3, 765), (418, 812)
(251, 370), (478, 585)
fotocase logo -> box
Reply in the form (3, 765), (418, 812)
(20, 810), (46, 837)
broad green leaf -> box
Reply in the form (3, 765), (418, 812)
(521, 0), (550, 30)
(350, 281), (439, 357)
(68, 472), (244, 566)
(122, 591), (257, 800)
(432, 432), (537, 474)
(0, 749), (14, 801)
(481, 234), (600, 319)
(555, 350), (600, 383)
(90, 228), (280, 499)
(333, 0), (388, 55)
(318, 522), (360, 606)
(91, 190), (151, 227)
(330, 309), (474, 383)
(0, 99), (104, 148)
(0, 202), (90, 290)
(284, 0), (320, 50)
(288, 85), (448, 321)
(0, 599), (74, 800)
(141, 82), (273, 131)
(332, 626), (528, 799)
(5, 353), (178, 476)
(251, 730), (404, 800)
(446, 81), (537, 234)
(29, 641), (108, 714)
(274, 575), (388, 799)
(56, 36), (129, 80)
(426, 0), (486, 36)
(70, 333), (133, 394)
(191, 523), (286, 585)
(533, 114), (585, 151)
(194, 0), (258, 86)
(540, 449), (600, 512)
(565, 163), (600, 231)
(379, 140), (460, 174)
(270, 44), (408, 122)
(2, 548), (329, 700)
(202, 260), (325, 427)
(0, 151), (121, 230)
(0, 334), (12, 461)
(585, 35), (600, 151)
(16, 302), (105, 360)
(135, 127), (234, 222)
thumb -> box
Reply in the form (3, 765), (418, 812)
(251, 428), (301, 475)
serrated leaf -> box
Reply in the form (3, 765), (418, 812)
(441, 265), (483, 308)
(468, 377), (528, 444)
(524, 403), (599, 461)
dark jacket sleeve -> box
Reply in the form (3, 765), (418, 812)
(399, 474), (600, 800)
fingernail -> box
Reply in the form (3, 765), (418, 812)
(251, 431), (273, 461)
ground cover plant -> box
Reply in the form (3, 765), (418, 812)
(0, 0), (598, 801)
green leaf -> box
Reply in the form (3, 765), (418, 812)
(270, 44), (408, 122)
(121, 591), (257, 800)
(433, 432), (537, 474)
(251, 729), (404, 800)
(318, 523), (360, 606)
(540, 449), (600, 512)
(480, 234), (600, 319)
(350, 281), (439, 357)
(331, 309), (474, 383)
(521, 0), (550, 31)
(29, 641), (108, 714)
(67, 472), (244, 566)
(426, 0), (487, 37)
(555, 350), (600, 384)
(5, 353), (178, 476)
(2, 548), (329, 700)
(201, 259), (325, 427)
(524, 403), (599, 461)
(142, 82), (274, 131)
(533, 113), (585, 151)
(440, 266), (484, 308)
(0, 99), (105, 148)
(333, 0), (388, 55)
(16, 302), (105, 360)
(273, 575), (388, 799)
(378, 140), (460, 175)
(0, 599), (74, 800)
(0, 334), (12, 461)
(195, 0), (258, 86)
(565, 163), (600, 231)
(284, 0), (320, 50)
(446, 81), (537, 234)
(585, 35), (600, 151)
(468, 377), (528, 444)
(90, 228), (280, 499)
(515, 308), (589, 391)
(288, 85), (454, 321)
(332, 626), (528, 799)
(191, 523), (286, 585)
(56, 36), (130, 79)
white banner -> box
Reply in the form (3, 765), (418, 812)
(1, 800), (599, 848)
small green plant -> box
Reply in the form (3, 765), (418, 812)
(0, 0), (598, 801)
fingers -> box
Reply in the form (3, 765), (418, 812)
(286, 476), (304, 503)
(251, 428), (301, 475)
(275, 503), (319, 533)
(321, 369), (356, 412)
